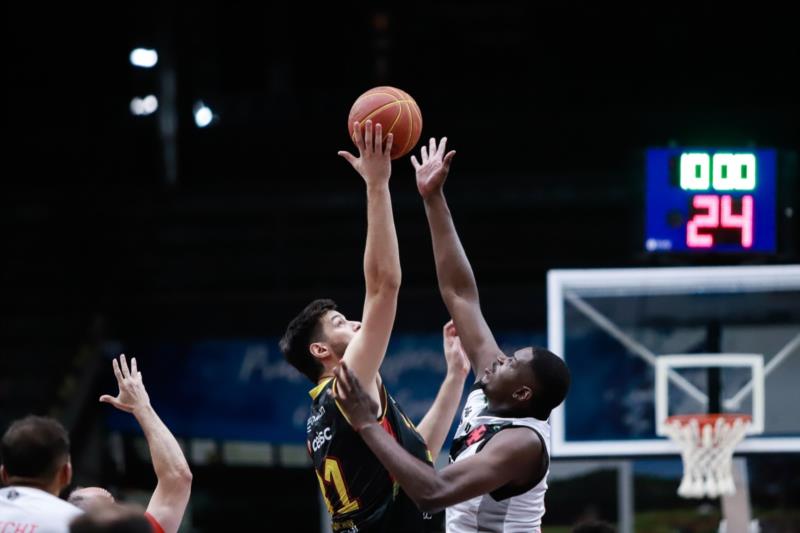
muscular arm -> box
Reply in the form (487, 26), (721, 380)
(416, 321), (470, 461)
(414, 138), (503, 375)
(99, 355), (191, 533)
(338, 120), (400, 402)
(333, 362), (542, 513)
(136, 406), (193, 533)
(362, 423), (539, 513)
(416, 373), (465, 462)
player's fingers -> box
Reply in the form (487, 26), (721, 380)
(338, 151), (357, 166)
(443, 150), (456, 170)
(384, 133), (393, 156)
(131, 357), (138, 376)
(364, 120), (374, 154)
(112, 358), (124, 382)
(421, 146), (428, 164)
(410, 155), (420, 170)
(120, 353), (130, 378)
(334, 365), (350, 393)
(99, 395), (126, 411)
(353, 122), (365, 152)
(429, 137), (437, 159)
(437, 137), (448, 158)
(374, 123), (382, 153)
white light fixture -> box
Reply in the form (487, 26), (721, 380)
(193, 102), (214, 128)
(130, 95), (159, 116)
(129, 48), (158, 68)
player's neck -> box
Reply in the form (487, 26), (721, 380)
(485, 400), (526, 419)
(6, 476), (61, 496)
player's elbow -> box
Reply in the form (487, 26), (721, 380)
(440, 286), (478, 308)
(164, 465), (193, 489)
(411, 480), (449, 514)
(366, 269), (402, 293)
(415, 492), (447, 514)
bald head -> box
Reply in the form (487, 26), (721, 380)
(70, 502), (150, 533)
(68, 487), (116, 511)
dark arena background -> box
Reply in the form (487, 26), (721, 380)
(3, 3), (799, 532)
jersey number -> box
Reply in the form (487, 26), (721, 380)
(316, 457), (360, 515)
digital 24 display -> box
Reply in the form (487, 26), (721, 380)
(645, 148), (776, 252)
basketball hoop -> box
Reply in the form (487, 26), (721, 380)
(663, 413), (751, 499)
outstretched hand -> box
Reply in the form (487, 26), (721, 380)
(443, 320), (470, 379)
(99, 354), (151, 414)
(338, 120), (394, 186)
(411, 137), (456, 198)
(332, 362), (380, 432)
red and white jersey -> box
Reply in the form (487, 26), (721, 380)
(445, 386), (551, 533)
(0, 486), (83, 533)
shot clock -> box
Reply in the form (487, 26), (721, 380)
(645, 148), (777, 253)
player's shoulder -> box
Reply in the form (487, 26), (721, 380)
(485, 426), (543, 458)
(0, 486), (83, 517)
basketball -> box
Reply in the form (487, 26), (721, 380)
(347, 86), (423, 160)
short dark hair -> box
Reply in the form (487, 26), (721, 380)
(1, 415), (70, 480)
(528, 347), (571, 420)
(280, 298), (337, 382)
(70, 504), (151, 533)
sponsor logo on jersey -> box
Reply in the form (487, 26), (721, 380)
(307, 406), (326, 432)
(312, 427), (333, 452)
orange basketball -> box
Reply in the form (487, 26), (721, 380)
(347, 86), (423, 160)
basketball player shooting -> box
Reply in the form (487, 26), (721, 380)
(333, 137), (571, 533)
(280, 121), (469, 532)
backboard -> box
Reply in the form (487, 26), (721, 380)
(547, 265), (800, 457)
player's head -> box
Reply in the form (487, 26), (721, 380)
(480, 346), (570, 420)
(68, 486), (116, 511)
(0, 415), (72, 494)
(280, 298), (362, 383)
(70, 503), (151, 533)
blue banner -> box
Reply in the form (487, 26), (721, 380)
(105, 332), (545, 444)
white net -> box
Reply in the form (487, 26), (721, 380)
(663, 414), (751, 498)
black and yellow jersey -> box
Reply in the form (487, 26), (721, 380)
(307, 377), (441, 532)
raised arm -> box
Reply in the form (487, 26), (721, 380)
(337, 120), (399, 401)
(333, 363), (541, 513)
(100, 355), (192, 533)
(413, 138), (503, 375)
(415, 321), (470, 461)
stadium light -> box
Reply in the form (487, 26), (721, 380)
(130, 95), (159, 116)
(130, 48), (158, 68)
(193, 102), (214, 128)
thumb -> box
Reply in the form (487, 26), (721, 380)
(338, 151), (357, 166)
(99, 395), (123, 409)
(443, 150), (456, 169)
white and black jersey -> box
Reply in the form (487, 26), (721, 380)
(446, 384), (551, 533)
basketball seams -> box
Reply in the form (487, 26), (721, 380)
(348, 87), (422, 159)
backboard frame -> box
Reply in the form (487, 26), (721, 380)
(547, 265), (800, 457)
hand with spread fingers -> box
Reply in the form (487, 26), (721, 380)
(99, 354), (151, 414)
(332, 362), (380, 432)
(412, 136), (456, 199)
(338, 119), (394, 186)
